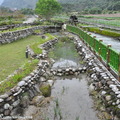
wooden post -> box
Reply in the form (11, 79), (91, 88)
(118, 53), (120, 82)
(98, 40), (103, 61)
(107, 44), (111, 71)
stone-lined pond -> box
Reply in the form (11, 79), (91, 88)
(36, 36), (99, 120)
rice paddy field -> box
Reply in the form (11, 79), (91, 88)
(79, 13), (120, 27)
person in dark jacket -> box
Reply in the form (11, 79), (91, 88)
(69, 15), (78, 26)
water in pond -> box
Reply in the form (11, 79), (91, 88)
(49, 37), (81, 68)
(43, 37), (99, 120)
(89, 32), (120, 52)
(44, 76), (99, 120)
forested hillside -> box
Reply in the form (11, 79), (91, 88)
(58, 0), (120, 13)
(1, 0), (120, 13)
(1, 0), (38, 9)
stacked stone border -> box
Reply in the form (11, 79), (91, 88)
(72, 34), (120, 119)
(0, 26), (61, 44)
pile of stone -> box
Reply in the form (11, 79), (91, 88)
(73, 35), (120, 119)
(51, 67), (86, 76)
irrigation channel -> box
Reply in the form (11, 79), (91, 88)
(25, 33), (100, 120)
(89, 32), (120, 52)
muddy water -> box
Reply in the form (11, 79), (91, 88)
(89, 32), (120, 52)
(46, 76), (99, 120)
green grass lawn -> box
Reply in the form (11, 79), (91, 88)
(0, 35), (43, 82)
(0, 33), (55, 94)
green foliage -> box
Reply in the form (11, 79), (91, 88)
(40, 84), (51, 97)
(35, 0), (62, 20)
(59, 0), (120, 13)
(0, 20), (22, 26)
(0, 59), (39, 94)
(84, 27), (120, 37)
(107, 1), (120, 11)
(89, 7), (102, 14)
(30, 33), (55, 54)
(21, 8), (34, 15)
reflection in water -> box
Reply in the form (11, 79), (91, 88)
(46, 37), (99, 120)
(46, 77), (99, 120)
(52, 58), (79, 68)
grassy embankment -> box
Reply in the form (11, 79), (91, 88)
(0, 33), (55, 94)
(0, 26), (36, 33)
(82, 27), (120, 38)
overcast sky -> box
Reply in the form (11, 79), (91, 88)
(0, 0), (4, 5)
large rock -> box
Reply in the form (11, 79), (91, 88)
(89, 83), (95, 92)
(47, 80), (54, 87)
(40, 83), (51, 97)
(17, 81), (26, 87)
(105, 95), (111, 101)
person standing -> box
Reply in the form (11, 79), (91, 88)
(62, 23), (67, 31)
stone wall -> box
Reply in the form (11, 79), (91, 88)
(0, 26), (41, 44)
(0, 26), (61, 44)
(0, 23), (38, 31)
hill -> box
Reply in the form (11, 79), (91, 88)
(1, 0), (38, 9)
(1, 0), (120, 13)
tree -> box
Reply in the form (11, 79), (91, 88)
(35, 0), (61, 20)
(89, 7), (102, 14)
(21, 8), (34, 15)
